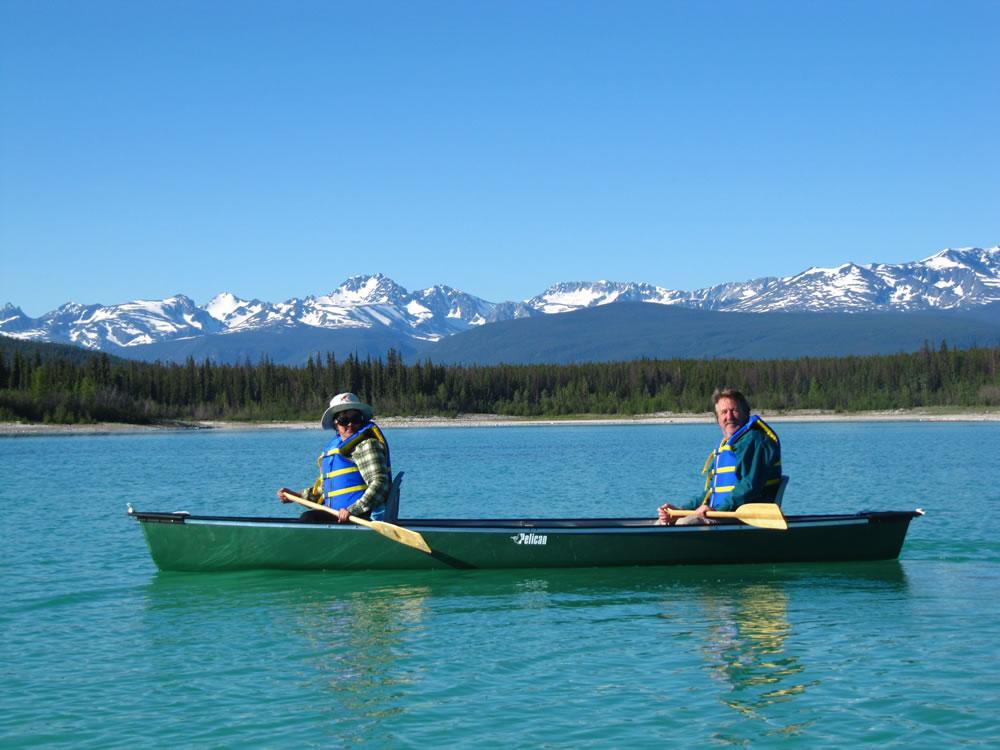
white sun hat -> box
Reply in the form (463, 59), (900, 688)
(321, 392), (374, 429)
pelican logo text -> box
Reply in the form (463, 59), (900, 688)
(511, 532), (548, 546)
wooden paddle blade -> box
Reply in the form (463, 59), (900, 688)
(354, 517), (432, 554)
(732, 503), (788, 530)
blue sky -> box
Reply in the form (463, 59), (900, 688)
(1, 1), (997, 317)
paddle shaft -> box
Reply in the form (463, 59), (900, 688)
(280, 491), (433, 553)
(284, 491), (373, 526)
(669, 508), (743, 520)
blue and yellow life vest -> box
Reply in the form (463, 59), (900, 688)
(316, 422), (391, 511)
(701, 415), (781, 508)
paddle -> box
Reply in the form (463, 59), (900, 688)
(666, 502), (788, 530)
(281, 490), (433, 554)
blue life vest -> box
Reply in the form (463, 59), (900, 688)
(701, 415), (781, 508)
(317, 422), (391, 515)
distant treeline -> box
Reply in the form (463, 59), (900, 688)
(0, 341), (998, 424)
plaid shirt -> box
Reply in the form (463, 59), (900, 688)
(304, 436), (390, 517)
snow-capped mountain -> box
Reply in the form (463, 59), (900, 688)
(2, 246), (998, 353)
(688, 246), (1000, 312)
(526, 247), (1000, 314)
(526, 280), (686, 313)
(0, 303), (35, 333)
(197, 275), (539, 342)
(3, 296), (223, 349)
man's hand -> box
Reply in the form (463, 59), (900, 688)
(336, 508), (350, 523)
(689, 504), (710, 522)
(658, 503), (709, 525)
(657, 503), (677, 525)
(277, 487), (295, 503)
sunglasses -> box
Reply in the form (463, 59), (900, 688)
(334, 412), (363, 426)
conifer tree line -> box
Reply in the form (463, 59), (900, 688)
(0, 343), (998, 424)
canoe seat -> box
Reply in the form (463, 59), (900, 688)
(383, 471), (404, 522)
(774, 475), (789, 507)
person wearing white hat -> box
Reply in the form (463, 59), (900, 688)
(277, 393), (392, 522)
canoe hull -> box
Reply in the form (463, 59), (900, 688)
(131, 510), (920, 572)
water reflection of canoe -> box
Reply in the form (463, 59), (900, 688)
(128, 507), (921, 572)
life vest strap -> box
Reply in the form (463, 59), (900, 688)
(324, 467), (359, 480)
(327, 484), (367, 498)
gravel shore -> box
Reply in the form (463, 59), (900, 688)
(2, 409), (998, 435)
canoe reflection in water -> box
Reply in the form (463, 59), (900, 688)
(292, 582), (432, 720)
(697, 584), (811, 719)
(689, 563), (908, 728)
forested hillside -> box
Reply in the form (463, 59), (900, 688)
(0, 336), (126, 365)
(1, 338), (998, 424)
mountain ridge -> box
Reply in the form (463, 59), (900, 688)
(417, 302), (1000, 365)
(3, 246), (998, 362)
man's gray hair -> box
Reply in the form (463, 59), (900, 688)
(712, 388), (750, 414)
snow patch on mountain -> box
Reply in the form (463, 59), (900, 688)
(205, 292), (244, 321)
(528, 280), (685, 314)
(326, 274), (410, 306)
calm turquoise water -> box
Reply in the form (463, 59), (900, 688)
(2, 422), (999, 748)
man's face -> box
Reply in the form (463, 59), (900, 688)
(715, 397), (748, 439)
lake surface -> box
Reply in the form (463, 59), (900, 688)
(2, 422), (998, 748)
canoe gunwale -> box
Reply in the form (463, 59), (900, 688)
(128, 508), (922, 530)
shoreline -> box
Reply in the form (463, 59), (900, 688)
(2, 408), (999, 435)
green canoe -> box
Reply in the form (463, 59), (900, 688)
(129, 506), (922, 572)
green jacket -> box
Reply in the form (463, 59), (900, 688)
(677, 425), (782, 512)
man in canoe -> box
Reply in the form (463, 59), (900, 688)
(657, 388), (782, 525)
(277, 392), (392, 523)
